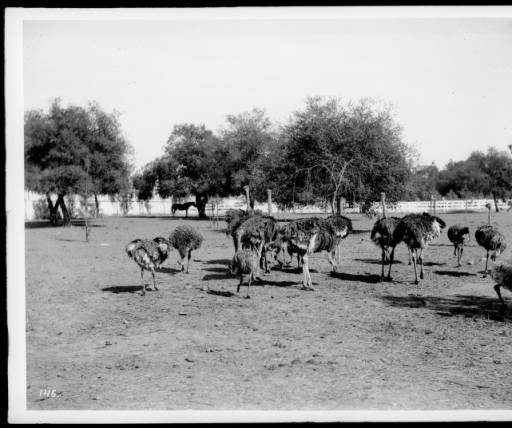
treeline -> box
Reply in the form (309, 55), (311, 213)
(24, 97), (512, 223)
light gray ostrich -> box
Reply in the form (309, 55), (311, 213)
(228, 248), (261, 298)
(125, 238), (172, 295)
(490, 260), (512, 308)
(371, 216), (402, 281)
(447, 224), (471, 267)
(388, 212), (446, 284)
(475, 203), (507, 277)
(279, 215), (352, 290)
(233, 215), (281, 274)
(168, 225), (204, 273)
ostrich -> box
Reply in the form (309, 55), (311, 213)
(490, 260), (512, 308)
(228, 248), (261, 298)
(233, 215), (280, 273)
(389, 212), (446, 284)
(168, 225), (203, 273)
(475, 203), (507, 277)
(447, 224), (471, 267)
(171, 201), (196, 217)
(371, 216), (402, 281)
(125, 238), (172, 295)
(279, 215), (352, 290)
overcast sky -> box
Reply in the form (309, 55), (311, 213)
(22, 8), (512, 170)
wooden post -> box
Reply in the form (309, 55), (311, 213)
(267, 189), (272, 216)
(380, 192), (386, 218)
(431, 195), (436, 216)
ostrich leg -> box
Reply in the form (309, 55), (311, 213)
(237, 276), (243, 293)
(140, 268), (146, 296)
(457, 247), (463, 267)
(494, 284), (506, 307)
(186, 249), (192, 273)
(245, 272), (253, 299)
(381, 249), (386, 281)
(151, 267), (158, 291)
(327, 249), (337, 272)
(387, 246), (396, 280)
(411, 249), (419, 284)
(418, 248), (424, 280)
(301, 253), (314, 290)
(484, 251), (490, 277)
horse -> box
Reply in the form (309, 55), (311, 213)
(171, 201), (197, 217)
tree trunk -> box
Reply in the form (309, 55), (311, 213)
(94, 193), (100, 218)
(335, 196), (343, 214)
(57, 194), (71, 226)
(46, 192), (59, 225)
(195, 193), (208, 218)
(492, 192), (500, 213)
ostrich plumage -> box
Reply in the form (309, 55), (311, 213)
(233, 215), (280, 273)
(279, 215), (352, 290)
(490, 261), (512, 307)
(371, 216), (402, 280)
(447, 224), (471, 267)
(228, 248), (261, 298)
(475, 225), (507, 276)
(168, 225), (203, 273)
(125, 238), (172, 295)
(388, 212), (446, 284)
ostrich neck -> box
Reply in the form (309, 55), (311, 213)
(488, 208), (491, 225)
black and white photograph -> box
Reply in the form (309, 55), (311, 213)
(6, 6), (512, 423)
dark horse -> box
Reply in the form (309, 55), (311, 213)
(172, 201), (196, 217)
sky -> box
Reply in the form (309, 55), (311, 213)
(21, 8), (512, 171)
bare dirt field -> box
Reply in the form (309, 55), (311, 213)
(25, 211), (512, 410)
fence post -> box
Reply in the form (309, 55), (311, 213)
(267, 189), (272, 216)
(244, 185), (251, 213)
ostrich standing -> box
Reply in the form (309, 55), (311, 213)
(279, 215), (352, 290)
(389, 212), (446, 284)
(475, 203), (507, 277)
(490, 260), (512, 308)
(371, 216), (402, 281)
(125, 238), (172, 295)
(447, 224), (471, 267)
(168, 225), (203, 273)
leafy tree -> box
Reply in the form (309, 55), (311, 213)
(25, 99), (132, 224)
(404, 163), (441, 201)
(436, 148), (512, 210)
(219, 108), (276, 207)
(268, 96), (412, 213)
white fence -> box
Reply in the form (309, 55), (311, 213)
(24, 190), (511, 221)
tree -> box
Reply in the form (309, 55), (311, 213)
(268, 96), (412, 213)
(132, 124), (231, 218)
(436, 148), (512, 210)
(25, 99), (132, 225)
(220, 109), (276, 207)
(405, 163), (441, 201)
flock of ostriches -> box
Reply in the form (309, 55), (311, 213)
(125, 202), (510, 308)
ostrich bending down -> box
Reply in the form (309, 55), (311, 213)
(447, 224), (471, 267)
(168, 225), (203, 273)
(233, 215), (280, 273)
(475, 203), (507, 277)
(279, 215), (352, 290)
(388, 213), (446, 284)
(125, 238), (172, 295)
(171, 201), (196, 217)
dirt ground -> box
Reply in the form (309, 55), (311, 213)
(25, 211), (512, 410)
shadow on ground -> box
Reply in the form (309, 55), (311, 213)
(155, 267), (181, 274)
(380, 294), (512, 322)
(102, 285), (144, 293)
(354, 258), (403, 265)
(330, 271), (381, 284)
(203, 259), (231, 265)
(434, 270), (477, 277)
